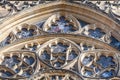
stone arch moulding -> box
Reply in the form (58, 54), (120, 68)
(0, 0), (120, 80)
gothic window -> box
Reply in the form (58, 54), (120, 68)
(0, 0), (120, 80)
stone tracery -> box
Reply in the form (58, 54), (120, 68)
(0, 0), (120, 80)
(0, 14), (120, 79)
(0, 51), (38, 79)
(37, 38), (80, 69)
(0, 14), (119, 50)
(43, 14), (80, 33)
(79, 51), (118, 78)
(0, 37), (119, 79)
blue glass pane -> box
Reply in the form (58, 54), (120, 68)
(17, 28), (34, 38)
(110, 36), (120, 50)
(68, 50), (77, 60)
(24, 56), (35, 65)
(36, 21), (44, 28)
(101, 70), (115, 78)
(89, 28), (105, 38)
(97, 55), (115, 68)
(95, 67), (100, 73)
(29, 45), (37, 51)
(2, 56), (20, 68)
(82, 56), (93, 65)
(54, 62), (61, 67)
(15, 68), (20, 73)
(0, 35), (11, 47)
(78, 20), (89, 28)
(51, 43), (68, 53)
(41, 51), (50, 60)
(59, 56), (66, 60)
(4, 71), (13, 77)
(84, 70), (93, 77)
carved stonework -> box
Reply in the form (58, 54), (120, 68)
(80, 50), (118, 78)
(0, 51), (38, 79)
(72, 0), (120, 24)
(1, 13), (120, 50)
(0, 0), (120, 80)
(0, 0), (120, 24)
(43, 14), (80, 33)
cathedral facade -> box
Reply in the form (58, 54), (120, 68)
(0, 0), (120, 80)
